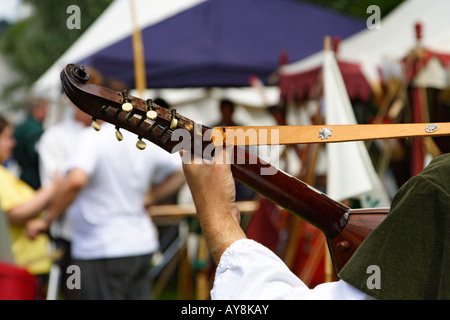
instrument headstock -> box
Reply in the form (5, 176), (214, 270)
(60, 64), (212, 154)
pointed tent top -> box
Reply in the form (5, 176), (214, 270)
(403, 21), (450, 84)
(415, 21), (422, 41)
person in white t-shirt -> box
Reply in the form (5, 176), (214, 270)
(37, 101), (91, 300)
(28, 121), (184, 300)
(38, 104), (90, 242)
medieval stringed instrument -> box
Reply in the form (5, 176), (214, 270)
(61, 64), (398, 274)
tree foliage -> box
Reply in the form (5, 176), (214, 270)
(0, 0), (113, 87)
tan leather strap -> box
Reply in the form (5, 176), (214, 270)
(212, 122), (450, 146)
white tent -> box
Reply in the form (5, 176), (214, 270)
(323, 49), (390, 207)
(280, 0), (450, 87)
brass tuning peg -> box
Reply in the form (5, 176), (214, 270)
(145, 99), (158, 120)
(136, 138), (146, 150)
(122, 102), (133, 112)
(146, 110), (157, 120)
(170, 118), (178, 129)
(118, 90), (133, 112)
(91, 119), (101, 131)
(170, 109), (178, 129)
(115, 127), (123, 141)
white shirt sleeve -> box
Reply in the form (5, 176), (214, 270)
(211, 239), (374, 300)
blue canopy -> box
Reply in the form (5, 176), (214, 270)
(79, 0), (364, 88)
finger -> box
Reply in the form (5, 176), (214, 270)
(181, 148), (216, 165)
(180, 149), (195, 165)
(213, 145), (233, 165)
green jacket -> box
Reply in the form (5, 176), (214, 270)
(339, 153), (450, 299)
(13, 115), (43, 190)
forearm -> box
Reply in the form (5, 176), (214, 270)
(24, 168), (86, 239)
(45, 184), (78, 223)
(144, 170), (185, 207)
(196, 202), (247, 264)
(7, 183), (56, 224)
(45, 168), (87, 224)
(182, 148), (247, 264)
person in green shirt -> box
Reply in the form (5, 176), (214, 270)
(13, 97), (48, 190)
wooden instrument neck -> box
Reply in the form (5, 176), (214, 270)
(229, 146), (350, 238)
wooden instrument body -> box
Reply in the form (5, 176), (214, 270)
(61, 64), (388, 274)
(327, 208), (388, 272)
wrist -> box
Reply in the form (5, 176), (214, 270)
(199, 210), (246, 264)
(41, 211), (52, 226)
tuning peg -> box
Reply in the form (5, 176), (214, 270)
(170, 118), (178, 129)
(136, 139), (146, 150)
(146, 110), (157, 120)
(91, 119), (101, 131)
(122, 102), (133, 112)
(170, 109), (178, 129)
(115, 128), (123, 141)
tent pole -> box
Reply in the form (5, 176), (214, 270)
(129, 0), (147, 97)
(323, 35), (334, 282)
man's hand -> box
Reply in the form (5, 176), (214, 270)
(181, 147), (246, 264)
(26, 217), (49, 239)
